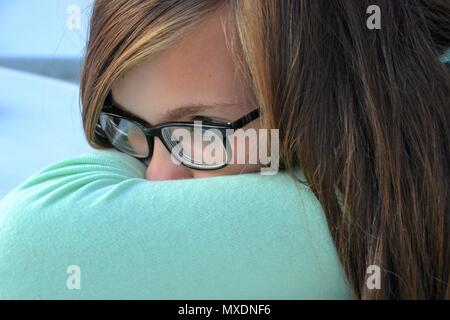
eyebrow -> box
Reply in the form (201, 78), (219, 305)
(110, 93), (237, 123)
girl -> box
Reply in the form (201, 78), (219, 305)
(81, 0), (450, 299)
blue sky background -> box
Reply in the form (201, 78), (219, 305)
(0, 0), (91, 57)
(0, 0), (94, 197)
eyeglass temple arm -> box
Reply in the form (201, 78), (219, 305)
(229, 108), (260, 130)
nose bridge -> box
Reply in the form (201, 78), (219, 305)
(144, 125), (169, 155)
(144, 126), (160, 136)
(145, 138), (192, 180)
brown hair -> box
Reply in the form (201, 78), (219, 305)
(81, 0), (450, 299)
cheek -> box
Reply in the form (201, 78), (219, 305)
(192, 163), (261, 179)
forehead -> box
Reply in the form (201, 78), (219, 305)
(111, 7), (249, 118)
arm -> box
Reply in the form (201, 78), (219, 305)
(0, 149), (351, 299)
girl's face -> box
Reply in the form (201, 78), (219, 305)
(111, 8), (264, 180)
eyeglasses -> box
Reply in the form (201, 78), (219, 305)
(95, 92), (260, 170)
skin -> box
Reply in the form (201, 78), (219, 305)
(111, 8), (266, 180)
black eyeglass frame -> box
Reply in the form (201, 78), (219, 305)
(95, 93), (261, 170)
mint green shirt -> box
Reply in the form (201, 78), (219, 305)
(0, 150), (352, 299)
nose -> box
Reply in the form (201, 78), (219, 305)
(145, 138), (193, 180)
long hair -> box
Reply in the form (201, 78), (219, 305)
(81, 0), (450, 299)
